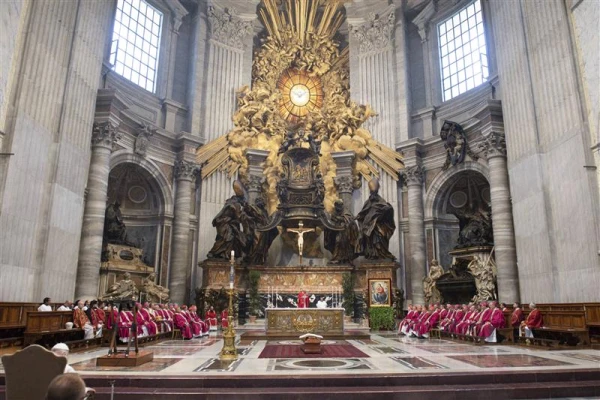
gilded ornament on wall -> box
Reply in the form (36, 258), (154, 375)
(196, 0), (403, 214)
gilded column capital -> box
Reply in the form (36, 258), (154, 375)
(91, 121), (122, 150)
(479, 132), (507, 159)
(349, 11), (395, 53)
(174, 160), (200, 181)
(208, 6), (253, 49)
(334, 175), (354, 194)
(402, 165), (425, 187)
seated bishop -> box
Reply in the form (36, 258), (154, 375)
(206, 306), (218, 331)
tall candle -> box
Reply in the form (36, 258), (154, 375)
(229, 251), (234, 289)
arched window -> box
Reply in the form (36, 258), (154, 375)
(438, 0), (489, 101)
(109, 0), (163, 92)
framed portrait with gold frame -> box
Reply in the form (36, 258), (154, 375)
(368, 278), (391, 307)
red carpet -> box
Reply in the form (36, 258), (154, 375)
(258, 344), (369, 359)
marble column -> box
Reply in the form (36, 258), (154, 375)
(481, 132), (520, 302)
(75, 121), (122, 299)
(170, 160), (199, 304)
(404, 165), (426, 305)
(246, 149), (269, 205)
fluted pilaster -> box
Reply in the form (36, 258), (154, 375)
(75, 121), (122, 299)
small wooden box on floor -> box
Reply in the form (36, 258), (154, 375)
(96, 351), (153, 367)
(301, 337), (322, 354)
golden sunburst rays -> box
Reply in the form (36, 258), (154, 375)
(260, 0), (344, 45)
(277, 69), (324, 122)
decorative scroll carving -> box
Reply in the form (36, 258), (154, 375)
(402, 165), (424, 186)
(208, 6), (253, 49)
(334, 175), (354, 194)
(174, 160), (199, 181)
(350, 12), (395, 52)
(92, 121), (121, 149)
(134, 122), (157, 157)
(440, 120), (478, 170)
(479, 132), (507, 159)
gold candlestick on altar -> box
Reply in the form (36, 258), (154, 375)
(220, 252), (237, 361)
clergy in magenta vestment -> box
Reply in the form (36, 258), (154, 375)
(118, 310), (134, 341)
(221, 309), (229, 328)
(414, 306), (440, 337)
(478, 303), (506, 342)
(447, 306), (466, 333)
(298, 291), (309, 308)
(397, 305), (416, 334)
(521, 303), (543, 337)
(181, 307), (201, 337)
(137, 304), (158, 336)
(173, 309), (193, 339)
(474, 303), (492, 336)
(189, 306), (209, 335)
(73, 306), (94, 339)
(456, 308), (476, 335)
(511, 305), (524, 328)
(408, 308), (428, 334)
(206, 307), (218, 331)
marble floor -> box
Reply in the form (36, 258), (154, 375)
(9, 331), (596, 377)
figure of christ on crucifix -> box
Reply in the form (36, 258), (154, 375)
(287, 221), (315, 265)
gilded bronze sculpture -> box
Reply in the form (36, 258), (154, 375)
(104, 201), (135, 246)
(355, 178), (396, 260)
(207, 180), (248, 260)
(244, 197), (278, 265)
(324, 200), (359, 264)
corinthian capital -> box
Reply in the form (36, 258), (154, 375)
(479, 132), (507, 159)
(208, 6), (253, 49)
(402, 165), (424, 186)
(334, 175), (354, 194)
(246, 175), (264, 192)
(91, 121), (122, 149)
(350, 12), (395, 53)
(174, 160), (200, 181)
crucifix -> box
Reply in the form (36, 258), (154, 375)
(287, 221), (315, 265)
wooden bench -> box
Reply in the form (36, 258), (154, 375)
(523, 303), (593, 347)
(23, 311), (86, 347)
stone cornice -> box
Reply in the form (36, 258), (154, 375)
(411, 0), (436, 42)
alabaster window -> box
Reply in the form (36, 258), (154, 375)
(110, 0), (163, 92)
(438, 0), (489, 101)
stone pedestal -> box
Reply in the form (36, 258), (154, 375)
(75, 121), (122, 299)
